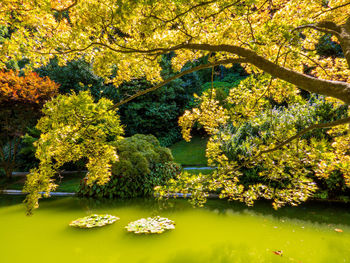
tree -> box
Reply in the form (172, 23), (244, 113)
(1, 0), (349, 208)
(36, 57), (119, 101)
(1, 1), (349, 101)
(23, 91), (123, 214)
(0, 70), (58, 178)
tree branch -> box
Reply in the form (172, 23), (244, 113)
(178, 43), (350, 104)
(314, 2), (350, 19)
(108, 58), (248, 110)
(147, 1), (218, 24)
(202, 0), (242, 21)
(40, 41), (350, 104)
(259, 116), (350, 155)
(293, 23), (341, 36)
(35, 42), (184, 56)
(104, 42), (350, 104)
(51, 0), (78, 13)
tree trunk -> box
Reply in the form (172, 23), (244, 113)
(4, 166), (13, 179)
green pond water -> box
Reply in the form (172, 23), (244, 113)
(1, 196), (350, 263)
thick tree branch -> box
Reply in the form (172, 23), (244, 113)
(108, 42), (350, 104)
(339, 17), (350, 67)
(109, 58), (248, 110)
(85, 42), (350, 104)
(51, 0), (78, 13)
(177, 43), (350, 104)
(40, 40), (350, 104)
(295, 19), (350, 68)
(259, 116), (350, 155)
(36, 42), (184, 56)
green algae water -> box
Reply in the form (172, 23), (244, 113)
(1, 196), (350, 263)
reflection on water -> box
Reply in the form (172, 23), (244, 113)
(1, 195), (349, 263)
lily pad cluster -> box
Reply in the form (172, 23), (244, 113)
(125, 216), (175, 234)
(69, 214), (119, 228)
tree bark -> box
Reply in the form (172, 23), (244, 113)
(99, 41), (350, 105)
(338, 17), (350, 68)
(180, 43), (350, 104)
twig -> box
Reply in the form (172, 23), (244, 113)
(108, 58), (248, 110)
(258, 116), (350, 155)
(51, 0), (78, 13)
(313, 2), (350, 19)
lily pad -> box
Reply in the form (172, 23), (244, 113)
(125, 216), (175, 234)
(69, 214), (119, 228)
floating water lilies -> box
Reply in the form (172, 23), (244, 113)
(69, 214), (119, 228)
(69, 214), (175, 234)
(125, 216), (175, 234)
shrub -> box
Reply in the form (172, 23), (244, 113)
(78, 134), (181, 198)
(215, 97), (349, 199)
(218, 97), (347, 162)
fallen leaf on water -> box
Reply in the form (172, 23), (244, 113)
(334, 228), (343, 233)
(272, 250), (283, 256)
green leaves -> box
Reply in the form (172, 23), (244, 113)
(24, 91), (123, 214)
(78, 134), (181, 199)
(170, 88), (349, 209)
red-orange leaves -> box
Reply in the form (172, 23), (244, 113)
(0, 70), (59, 105)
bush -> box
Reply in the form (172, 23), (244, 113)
(219, 97), (347, 162)
(216, 97), (349, 199)
(78, 134), (181, 198)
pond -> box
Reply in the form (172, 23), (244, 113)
(1, 195), (349, 263)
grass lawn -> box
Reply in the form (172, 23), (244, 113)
(170, 136), (208, 166)
(1, 172), (86, 192)
(55, 174), (85, 192)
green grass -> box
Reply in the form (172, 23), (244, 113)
(170, 136), (208, 166)
(0, 176), (24, 190)
(55, 173), (85, 192)
(2, 172), (86, 192)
